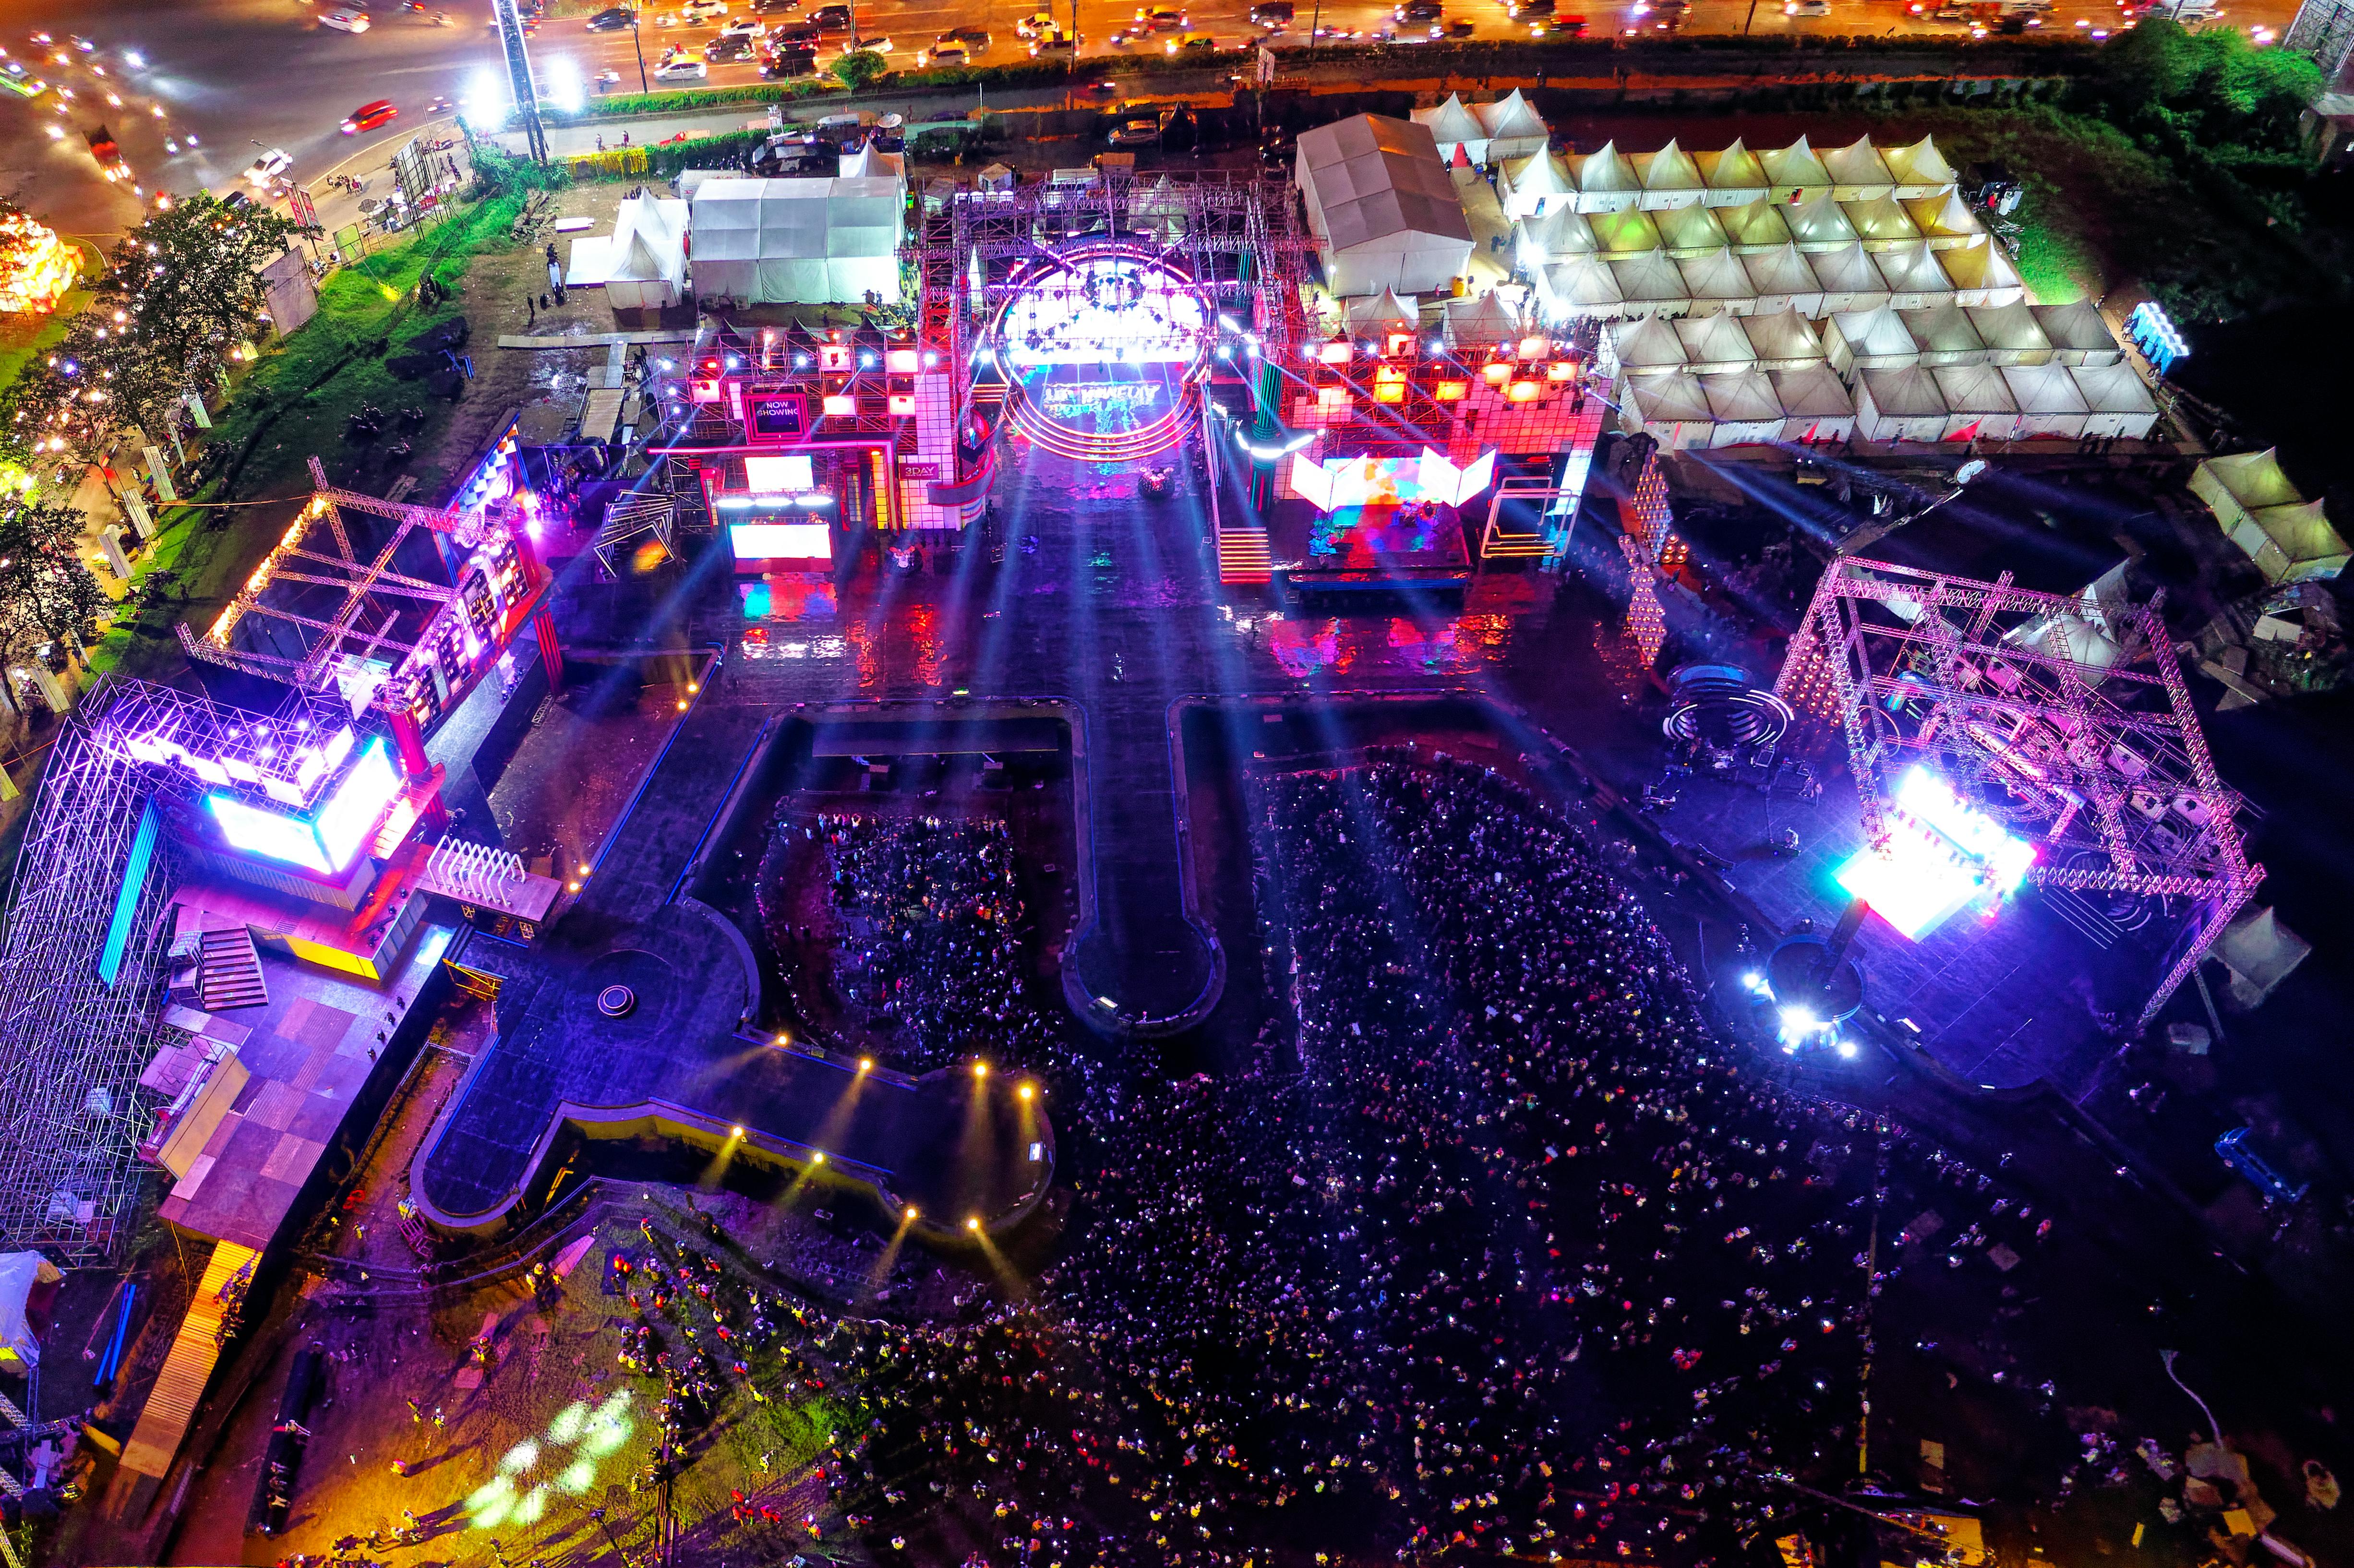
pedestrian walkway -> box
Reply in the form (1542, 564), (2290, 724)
(108, 1240), (261, 1519)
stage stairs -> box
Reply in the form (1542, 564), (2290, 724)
(197, 928), (269, 1012)
(1215, 524), (1273, 585)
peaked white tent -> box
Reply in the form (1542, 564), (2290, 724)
(1698, 139), (1769, 207)
(1610, 249), (1692, 317)
(1537, 254), (1624, 318)
(1761, 136), (1833, 203)
(2071, 362), (2159, 439)
(1675, 310), (1759, 371)
(1940, 235), (2026, 307)
(1824, 136), (1895, 200)
(1742, 245), (1824, 317)
(1679, 248), (1757, 316)
(1933, 363), (2021, 440)
(1474, 90), (1550, 160)
(1612, 313), (1688, 372)
(2001, 361), (2091, 438)
(1498, 150), (1577, 217)
(1591, 205), (1663, 255)
(1900, 303), (1988, 367)
(1809, 242), (1889, 314)
(1296, 114), (1475, 297)
(1412, 93), (1489, 164)
(1656, 202), (1729, 258)
(1634, 139), (1707, 209)
(1622, 370), (1717, 449)
(1787, 192), (1859, 253)
(1345, 287), (1422, 333)
(1855, 365), (1949, 442)
(603, 194), (689, 311)
(1903, 187), (1983, 249)
(2190, 449), (2350, 582)
(2030, 300), (2122, 366)
(1741, 305), (1825, 369)
(1843, 193), (1921, 251)
(1882, 135), (1958, 198)
(1516, 205), (1597, 270)
(1773, 363), (1856, 442)
(1968, 300), (2053, 365)
(1442, 289), (1522, 348)
(689, 177), (903, 305)
(1702, 369), (1786, 445)
(1875, 241), (1956, 310)
(1825, 305), (1919, 377)
(1719, 196), (1795, 253)
(1574, 143), (1642, 213)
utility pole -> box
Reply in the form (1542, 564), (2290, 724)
(493, 0), (550, 164)
(629, 12), (650, 92)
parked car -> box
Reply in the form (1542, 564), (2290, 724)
(654, 55), (709, 77)
(340, 98), (397, 133)
(318, 8), (372, 31)
(586, 6), (638, 28)
(1108, 113), (1163, 145)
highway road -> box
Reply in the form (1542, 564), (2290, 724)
(0, 0), (2296, 245)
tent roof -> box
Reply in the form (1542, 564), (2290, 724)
(1543, 254), (1622, 307)
(1903, 187), (1982, 242)
(1703, 368), (1783, 422)
(1742, 304), (1823, 361)
(1741, 244), (1821, 298)
(1635, 138), (1705, 193)
(1933, 362), (2018, 414)
(1655, 202), (1728, 252)
(839, 142), (889, 180)
(1882, 134), (1957, 188)
(1900, 302), (1985, 355)
(1967, 299), (2052, 353)
(690, 177), (901, 262)
(1346, 287), (1421, 328)
(1772, 362), (1855, 417)
(1760, 135), (1831, 190)
(2001, 361), (2091, 414)
(1824, 135), (1894, 188)
(2031, 299), (2116, 353)
(1938, 234), (2022, 291)
(2072, 361), (2157, 413)
(1518, 205), (1597, 258)
(2196, 448), (2304, 510)
(1609, 249), (1690, 303)
(1413, 93), (1485, 144)
(1843, 193), (1920, 245)
(1442, 289), (1522, 344)
(1719, 196), (1794, 249)
(1613, 313), (1687, 370)
(1679, 247), (1755, 302)
(1298, 114), (1473, 249)
(2246, 500), (2350, 570)
(1863, 364), (1948, 417)
(1808, 241), (1883, 293)
(1628, 371), (1715, 425)
(1698, 138), (1768, 192)
(1476, 88), (1549, 141)
(1504, 149), (1577, 200)
(1875, 240), (1952, 293)
(1590, 204), (1662, 254)
(1832, 304), (1917, 358)
(1787, 192), (1858, 249)
(1676, 310), (1758, 365)
(1576, 141), (1641, 194)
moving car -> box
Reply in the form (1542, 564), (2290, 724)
(1028, 25), (1075, 50)
(1509, 0), (1554, 15)
(586, 6), (638, 28)
(919, 37), (969, 62)
(85, 125), (130, 181)
(1015, 10), (1057, 35)
(721, 16), (767, 36)
(705, 33), (755, 56)
(1136, 5), (1187, 27)
(1168, 28), (1217, 46)
(1785, 0), (1831, 14)
(654, 55), (709, 77)
(811, 3), (854, 27)
(1396, 0), (1443, 18)
(341, 98), (397, 133)
(680, 0), (729, 16)
(242, 147), (292, 186)
(769, 22), (822, 43)
(318, 8), (372, 31)
(1249, 0), (1296, 24)
(752, 0), (802, 11)
(841, 33), (893, 50)
(947, 24), (993, 42)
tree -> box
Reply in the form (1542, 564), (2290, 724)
(832, 48), (887, 93)
(0, 497), (109, 669)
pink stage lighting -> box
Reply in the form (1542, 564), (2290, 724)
(1835, 766), (2036, 940)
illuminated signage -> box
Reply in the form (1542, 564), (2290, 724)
(1286, 447), (1499, 513)
(744, 455), (815, 493)
(208, 790), (333, 873)
(203, 736), (403, 876)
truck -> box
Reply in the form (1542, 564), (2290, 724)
(85, 124), (130, 182)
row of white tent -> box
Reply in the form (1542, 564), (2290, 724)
(1529, 237), (2024, 322)
(1514, 187), (1992, 261)
(1409, 90), (1554, 168)
(1609, 300), (2126, 379)
(2190, 449), (2350, 584)
(1620, 360), (2159, 449)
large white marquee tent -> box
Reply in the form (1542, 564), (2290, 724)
(1297, 114), (1475, 298)
(688, 177), (904, 305)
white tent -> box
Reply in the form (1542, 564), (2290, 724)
(1297, 114), (1475, 297)
(1742, 245), (1823, 317)
(1609, 249), (1691, 317)
(1412, 93), (1488, 165)
(1903, 187), (1984, 250)
(1591, 205), (1663, 256)
(1536, 254), (1624, 319)
(1968, 300), (2053, 365)
(1883, 135), (1958, 199)
(1702, 369), (1786, 446)
(2001, 362), (2091, 439)
(2030, 300), (2122, 366)
(1622, 370), (1717, 449)
(1515, 205), (1597, 270)
(1679, 248), (1757, 316)
(1656, 202), (1729, 259)
(1900, 303), (1988, 367)
(1787, 192), (1859, 253)
(1675, 310), (1759, 372)
(603, 195), (689, 311)
(1634, 139), (1707, 209)
(1825, 305), (1919, 377)
(2073, 362), (2160, 439)
(1855, 365), (1948, 442)
(2190, 449), (2350, 582)
(1474, 91), (1550, 161)
(0, 1251), (58, 1374)
(1824, 136), (1895, 200)
(1761, 136), (1833, 204)
(2215, 904), (2315, 1009)
(1875, 241), (1955, 311)
(1719, 196), (1795, 253)
(1345, 287), (1421, 334)
(1843, 193), (1921, 251)
(1809, 242), (1889, 315)
(689, 177), (903, 305)
(1574, 142), (1642, 213)
(1741, 305), (1825, 369)
(1442, 289), (1522, 349)
(1612, 313), (1687, 372)
(1499, 150), (1577, 217)
(1933, 363), (2020, 441)
(1772, 362), (1856, 442)
(1940, 235), (2026, 307)
(1698, 139), (1769, 207)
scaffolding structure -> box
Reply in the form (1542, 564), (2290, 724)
(1777, 556), (2262, 1028)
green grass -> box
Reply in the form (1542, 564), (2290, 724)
(0, 288), (89, 401)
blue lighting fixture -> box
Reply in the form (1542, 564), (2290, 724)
(2125, 301), (2188, 378)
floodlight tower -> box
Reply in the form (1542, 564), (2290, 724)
(493, 0), (550, 165)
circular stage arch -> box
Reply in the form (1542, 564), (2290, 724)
(990, 241), (1216, 464)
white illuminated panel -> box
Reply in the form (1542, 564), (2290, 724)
(206, 792), (330, 873)
(744, 454), (815, 493)
(1835, 766), (2036, 940)
(728, 523), (834, 562)
(312, 737), (402, 871)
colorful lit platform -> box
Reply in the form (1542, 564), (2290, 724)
(1264, 448), (1487, 591)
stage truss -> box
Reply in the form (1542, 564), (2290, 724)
(1777, 556), (2262, 1028)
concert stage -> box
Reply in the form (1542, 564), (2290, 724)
(1265, 495), (1475, 592)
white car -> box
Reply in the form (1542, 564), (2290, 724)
(680, 0), (728, 17)
(242, 147), (292, 186)
(654, 56), (710, 77)
(842, 33), (892, 49)
(1785, 0), (1832, 14)
(319, 8), (372, 31)
(720, 15), (766, 35)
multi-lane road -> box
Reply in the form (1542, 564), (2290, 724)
(0, 0), (2296, 245)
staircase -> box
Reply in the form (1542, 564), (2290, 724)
(1215, 524), (1273, 585)
(197, 928), (269, 1012)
